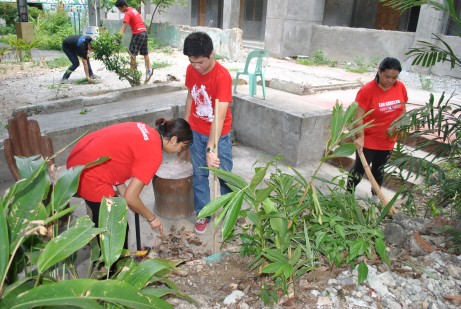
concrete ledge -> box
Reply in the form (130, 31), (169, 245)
(14, 83), (186, 117)
(268, 78), (362, 95)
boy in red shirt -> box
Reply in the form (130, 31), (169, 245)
(183, 32), (234, 234)
(115, 0), (153, 80)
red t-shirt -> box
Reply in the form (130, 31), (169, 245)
(356, 80), (408, 150)
(185, 61), (233, 136)
(123, 7), (146, 34)
(66, 122), (162, 202)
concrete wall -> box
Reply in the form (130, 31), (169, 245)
(154, 24), (244, 61)
(265, 0), (325, 57)
(310, 25), (416, 68)
(144, 2), (191, 26)
(232, 96), (331, 166)
(102, 20), (244, 61)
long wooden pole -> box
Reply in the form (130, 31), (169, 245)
(213, 99), (219, 253)
(357, 150), (396, 214)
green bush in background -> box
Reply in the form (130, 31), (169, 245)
(32, 11), (74, 50)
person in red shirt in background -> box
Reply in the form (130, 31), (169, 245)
(66, 118), (192, 247)
(347, 57), (408, 201)
(115, 0), (153, 80)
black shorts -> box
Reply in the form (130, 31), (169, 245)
(129, 31), (148, 56)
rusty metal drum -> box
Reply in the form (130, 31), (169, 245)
(152, 161), (194, 219)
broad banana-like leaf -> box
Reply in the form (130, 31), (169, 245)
(99, 197), (128, 269)
(197, 192), (234, 218)
(50, 165), (84, 212)
(375, 238), (390, 265)
(0, 198), (9, 288)
(37, 217), (103, 273)
(142, 286), (196, 304)
(222, 190), (245, 239)
(321, 143), (356, 162)
(2, 279), (172, 309)
(121, 259), (174, 288)
(8, 158), (49, 252)
(206, 167), (248, 190)
(357, 261), (368, 284)
(261, 198), (285, 234)
(255, 187), (274, 205)
(249, 163), (270, 192)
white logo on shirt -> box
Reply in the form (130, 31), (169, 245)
(191, 84), (214, 123)
(137, 123), (150, 140)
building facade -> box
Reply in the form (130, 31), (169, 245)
(141, 0), (460, 77)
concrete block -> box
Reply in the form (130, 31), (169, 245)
(232, 95), (331, 166)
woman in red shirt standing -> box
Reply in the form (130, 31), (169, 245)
(347, 57), (408, 198)
(67, 118), (192, 241)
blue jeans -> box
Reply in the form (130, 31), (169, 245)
(62, 43), (93, 79)
(190, 130), (233, 216)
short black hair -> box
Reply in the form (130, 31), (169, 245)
(115, 0), (128, 8)
(183, 32), (214, 58)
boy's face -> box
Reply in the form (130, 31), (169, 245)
(188, 53), (214, 75)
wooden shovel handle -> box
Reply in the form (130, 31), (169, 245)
(357, 150), (389, 205)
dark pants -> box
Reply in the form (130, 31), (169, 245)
(62, 44), (93, 80)
(85, 200), (129, 249)
(347, 148), (391, 195)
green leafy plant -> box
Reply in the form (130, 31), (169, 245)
(7, 35), (40, 62)
(0, 3), (18, 27)
(382, 0), (461, 242)
(296, 50), (337, 67)
(92, 31), (142, 87)
(32, 10), (74, 50)
(198, 102), (393, 304)
(0, 152), (193, 307)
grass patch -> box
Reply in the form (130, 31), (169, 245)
(214, 54), (227, 61)
(296, 50), (337, 67)
(345, 56), (379, 73)
(153, 60), (171, 69)
(161, 47), (174, 54)
(45, 57), (70, 69)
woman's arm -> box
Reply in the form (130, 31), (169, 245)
(124, 177), (162, 232)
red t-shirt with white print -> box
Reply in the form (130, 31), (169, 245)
(66, 122), (162, 202)
(185, 61), (233, 136)
(356, 80), (408, 150)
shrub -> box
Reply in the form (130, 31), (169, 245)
(33, 11), (74, 50)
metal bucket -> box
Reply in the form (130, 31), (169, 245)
(152, 161), (194, 219)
